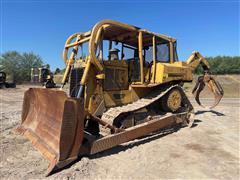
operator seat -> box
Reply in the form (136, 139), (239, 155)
(109, 48), (120, 60)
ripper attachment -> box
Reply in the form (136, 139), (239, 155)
(192, 71), (224, 109)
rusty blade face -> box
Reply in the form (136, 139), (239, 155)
(192, 75), (224, 109)
(15, 88), (85, 176)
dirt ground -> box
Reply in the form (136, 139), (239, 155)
(0, 85), (239, 179)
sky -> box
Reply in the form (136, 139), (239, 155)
(1, 0), (239, 70)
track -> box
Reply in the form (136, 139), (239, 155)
(102, 84), (194, 128)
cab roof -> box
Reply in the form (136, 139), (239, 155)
(84, 20), (176, 47)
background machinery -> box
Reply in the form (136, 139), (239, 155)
(16, 20), (223, 175)
(31, 66), (56, 88)
(0, 71), (16, 88)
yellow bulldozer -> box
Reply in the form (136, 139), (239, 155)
(16, 20), (224, 175)
(31, 67), (56, 88)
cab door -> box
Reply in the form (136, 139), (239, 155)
(103, 60), (129, 91)
(103, 59), (133, 107)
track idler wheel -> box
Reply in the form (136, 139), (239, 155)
(161, 88), (182, 112)
(192, 72), (224, 109)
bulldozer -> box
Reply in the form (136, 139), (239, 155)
(0, 71), (16, 88)
(31, 67), (56, 88)
(16, 20), (224, 175)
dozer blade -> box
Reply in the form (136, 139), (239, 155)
(192, 74), (224, 109)
(15, 88), (85, 176)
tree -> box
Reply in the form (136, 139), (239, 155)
(194, 56), (240, 74)
(0, 51), (43, 82)
(0, 51), (22, 82)
(45, 64), (50, 69)
(20, 52), (43, 81)
(54, 68), (61, 74)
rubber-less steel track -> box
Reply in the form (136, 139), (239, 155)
(102, 85), (194, 126)
(90, 85), (194, 154)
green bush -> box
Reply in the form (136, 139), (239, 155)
(195, 56), (240, 74)
(0, 51), (43, 83)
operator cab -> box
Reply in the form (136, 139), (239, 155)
(94, 27), (179, 88)
(63, 20), (180, 103)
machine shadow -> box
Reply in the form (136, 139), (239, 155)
(195, 110), (225, 116)
(190, 119), (202, 128)
(90, 127), (181, 159)
(190, 109), (225, 128)
(48, 110), (222, 176)
(52, 110), (222, 175)
(51, 126), (182, 175)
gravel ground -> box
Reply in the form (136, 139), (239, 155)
(0, 85), (239, 179)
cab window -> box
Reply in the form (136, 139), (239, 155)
(156, 42), (170, 62)
(144, 46), (153, 64)
(173, 42), (179, 61)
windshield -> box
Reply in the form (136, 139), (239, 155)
(95, 39), (139, 62)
